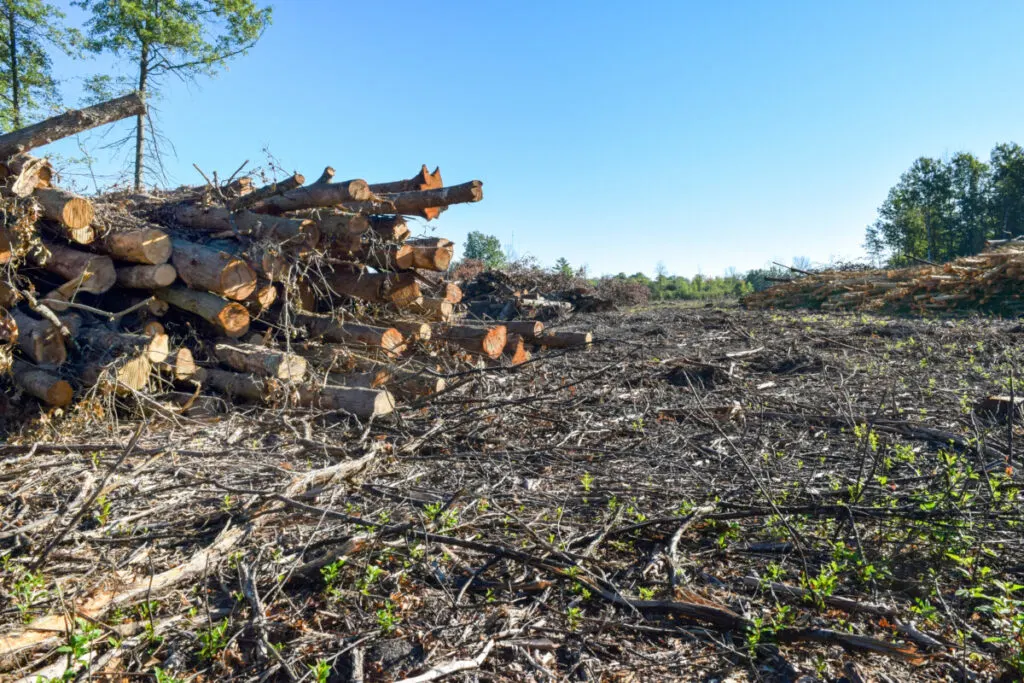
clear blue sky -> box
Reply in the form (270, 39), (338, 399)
(44, 1), (1024, 277)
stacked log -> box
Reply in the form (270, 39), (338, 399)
(0, 95), (594, 419)
(742, 247), (1024, 316)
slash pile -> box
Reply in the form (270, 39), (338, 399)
(0, 94), (592, 419)
(743, 246), (1024, 316)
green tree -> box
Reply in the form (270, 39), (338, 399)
(0, 0), (80, 130)
(75, 0), (272, 190)
(553, 257), (572, 277)
(463, 231), (505, 268)
(989, 143), (1024, 239)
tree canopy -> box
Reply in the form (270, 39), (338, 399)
(463, 231), (506, 268)
(74, 0), (272, 189)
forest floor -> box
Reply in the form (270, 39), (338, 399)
(2, 302), (1023, 682)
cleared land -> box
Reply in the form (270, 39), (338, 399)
(2, 304), (1022, 682)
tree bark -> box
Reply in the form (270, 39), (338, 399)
(505, 320), (545, 340)
(314, 211), (369, 242)
(171, 239), (258, 300)
(327, 269), (421, 307)
(291, 342), (353, 370)
(312, 166), (334, 185)
(1, 154), (52, 195)
(12, 359), (73, 407)
(7, 5), (19, 129)
(249, 178), (374, 214)
(293, 384), (395, 418)
(295, 312), (405, 355)
(9, 309), (66, 365)
(78, 326), (169, 364)
(81, 355), (151, 394)
(38, 241), (117, 294)
(244, 281), (278, 314)
(154, 286), (250, 338)
(199, 367), (272, 403)
(435, 324), (507, 359)
(536, 331), (593, 348)
(116, 263), (177, 289)
(173, 205), (319, 247)
(134, 45), (148, 190)
(0, 92), (146, 160)
(352, 243), (414, 271)
(214, 342), (308, 380)
(97, 227), (172, 264)
(34, 187), (94, 233)
(157, 347), (199, 382)
(404, 238), (454, 271)
(341, 181), (483, 220)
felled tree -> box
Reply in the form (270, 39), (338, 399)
(74, 0), (272, 190)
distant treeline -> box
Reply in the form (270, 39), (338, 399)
(865, 143), (1024, 265)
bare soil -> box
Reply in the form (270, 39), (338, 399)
(2, 303), (1023, 682)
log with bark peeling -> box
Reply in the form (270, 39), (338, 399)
(434, 324), (507, 359)
(249, 178), (374, 214)
(171, 239), (257, 301)
(215, 342), (307, 380)
(154, 286), (250, 338)
(0, 92), (146, 159)
(341, 181), (483, 220)
(12, 358), (73, 406)
(38, 241), (116, 293)
(1, 154), (52, 195)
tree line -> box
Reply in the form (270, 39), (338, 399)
(865, 144), (1024, 265)
(462, 230), (798, 302)
(0, 0), (272, 190)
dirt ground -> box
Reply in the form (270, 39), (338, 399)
(2, 302), (1023, 682)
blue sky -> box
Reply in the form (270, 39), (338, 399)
(43, 1), (1024, 277)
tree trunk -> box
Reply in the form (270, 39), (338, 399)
(204, 238), (290, 281)
(9, 309), (66, 365)
(249, 179), (374, 214)
(314, 211), (369, 242)
(0, 91), (146, 160)
(173, 205), (318, 247)
(229, 172), (305, 211)
(78, 326), (169, 364)
(38, 241), (117, 294)
(157, 347), (199, 382)
(295, 312), (405, 355)
(505, 320), (544, 340)
(368, 215), (410, 242)
(352, 243), (413, 271)
(1, 154), (52, 195)
(386, 369), (446, 399)
(388, 320), (431, 341)
(116, 263), (177, 289)
(341, 181), (483, 220)
(134, 44), (148, 191)
(368, 165), (444, 220)
(154, 286), (250, 338)
(327, 269), (421, 307)
(292, 384), (395, 418)
(312, 166), (334, 185)
(214, 342), (307, 380)
(291, 342), (353, 370)
(7, 4), (19, 130)
(199, 367), (271, 402)
(12, 359), (73, 407)
(405, 238), (454, 271)
(81, 355), (152, 393)
(435, 324), (507, 359)
(171, 239), (258, 300)
(34, 187), (94, 234)
(411, 298), (455, 322)
(97, 227), (172, 264)
(244, 281), (277, 314)
(536, 331), (593, 348)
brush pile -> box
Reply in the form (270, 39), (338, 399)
(0, 94), (592, 418)
(743, 246), (1024, 315)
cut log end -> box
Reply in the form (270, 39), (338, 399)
(216, 303), (251, 338)
(221, 260), (259, 300)
(480, 326), (508, 359)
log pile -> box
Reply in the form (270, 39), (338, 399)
(0, 95), (594, 418)
(743, 247), (1024, 316)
